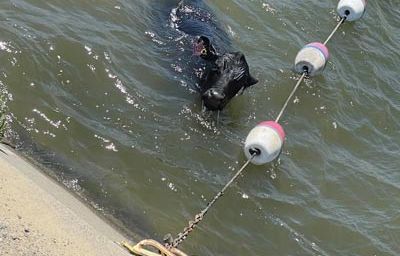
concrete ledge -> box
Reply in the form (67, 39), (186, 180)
(0, 143), (131, 255)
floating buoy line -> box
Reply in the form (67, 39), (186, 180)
(123, 1), (367, 255)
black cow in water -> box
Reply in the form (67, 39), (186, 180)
(193, 36), (259, 111)
(170, 0), (259, 111)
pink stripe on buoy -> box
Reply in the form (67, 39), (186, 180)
(258, 121), (286, 141)
(306, 42), (330, 60)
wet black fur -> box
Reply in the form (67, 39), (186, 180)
(175, 0), (259, 111)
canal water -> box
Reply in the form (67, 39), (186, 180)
(0, 0), (399, 255)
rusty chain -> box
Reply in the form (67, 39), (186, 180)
(165, 153), (257, 249)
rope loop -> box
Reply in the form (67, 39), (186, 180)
(122, 240), (188, 256)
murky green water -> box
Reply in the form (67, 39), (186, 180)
(1, 0), (399, 255)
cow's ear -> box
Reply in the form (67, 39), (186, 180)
(248, 75), (258, 86)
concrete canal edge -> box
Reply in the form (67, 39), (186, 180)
(0, 143), (132, 256)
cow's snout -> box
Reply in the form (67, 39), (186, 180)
(202, 88), (226, 111)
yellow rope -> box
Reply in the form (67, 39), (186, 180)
(122, 240), (188, 256)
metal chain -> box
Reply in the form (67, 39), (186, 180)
(166, 154), (256, 249)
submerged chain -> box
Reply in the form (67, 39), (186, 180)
(165, 154), (256, 249)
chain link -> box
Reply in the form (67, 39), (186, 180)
(165, 154), (256, 249)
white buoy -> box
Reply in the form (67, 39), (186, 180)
(337, 0), (367, 22)
(294, 42), (330, 77)
(244, 121), (285, 165)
